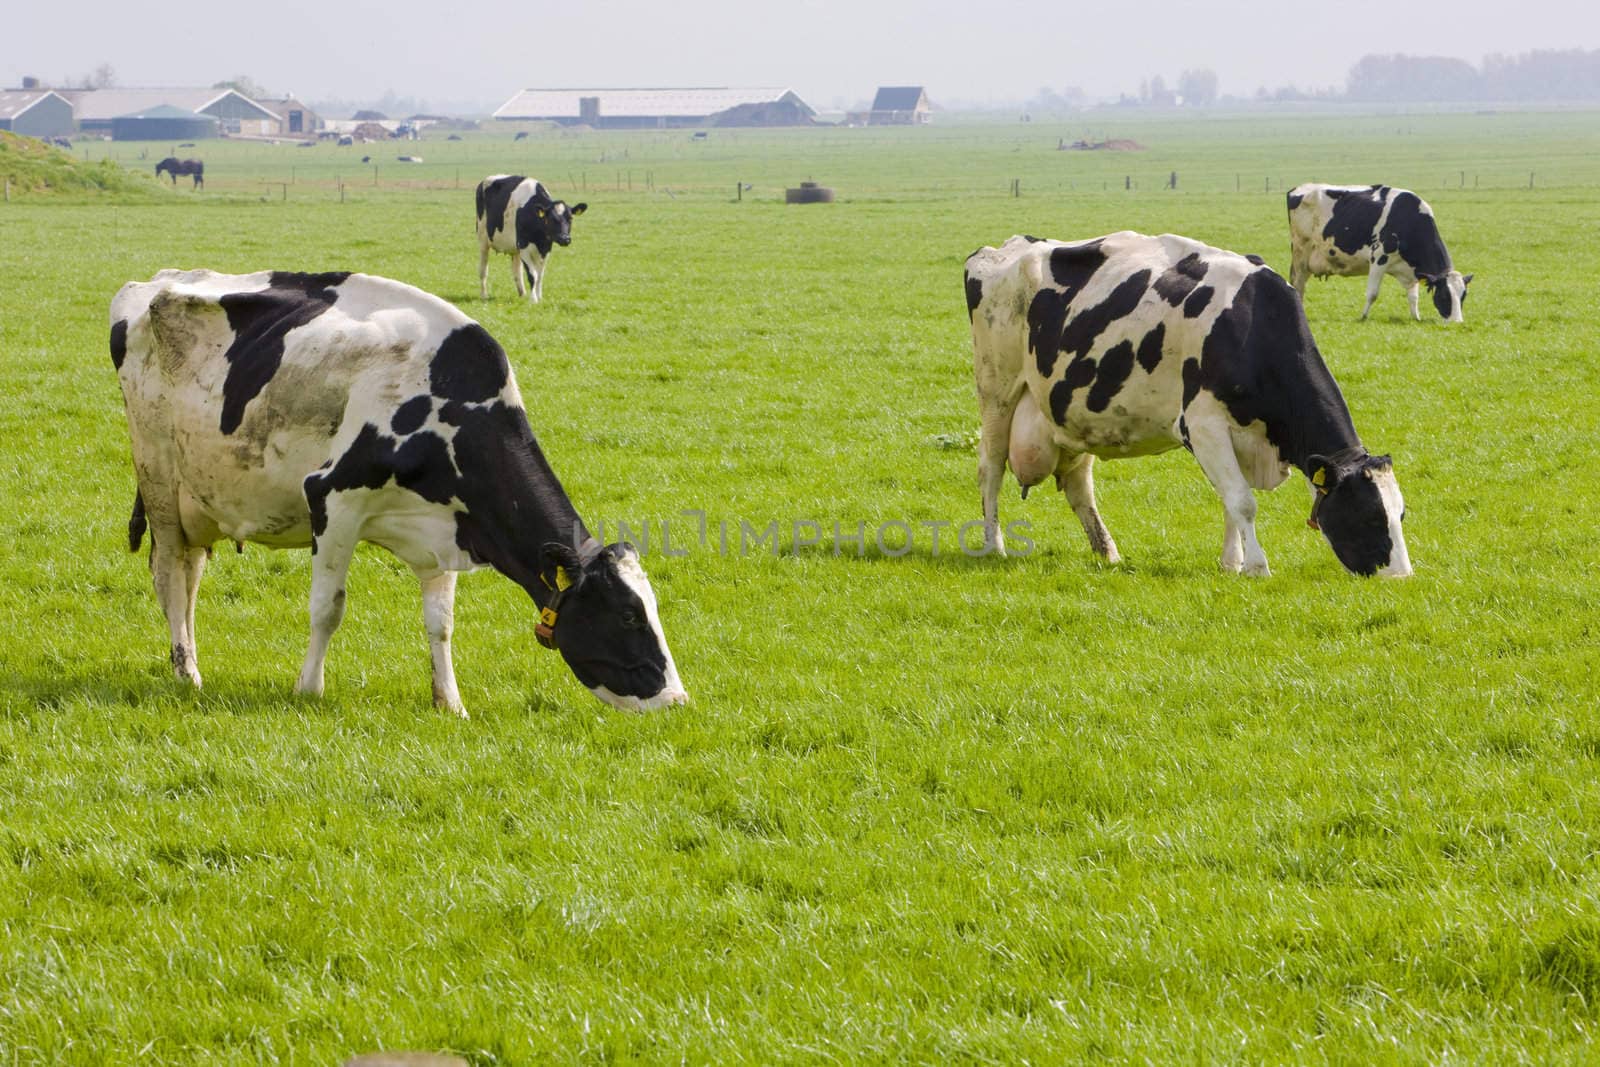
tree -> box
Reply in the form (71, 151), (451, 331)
(91, 63), (117, 89)
(1178, 68), (1219, 106)
(214, 75), (270, 100)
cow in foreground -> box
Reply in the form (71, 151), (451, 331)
(111, 269), (687, 714)
(1287, 183), (1471, 322)
(475, 175), (587, 302)
(155, 157), (204, 189)
(966, 232), (1411, 577)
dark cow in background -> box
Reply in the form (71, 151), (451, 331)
(111, 269), (687, 714)
(966, 232), (1411, 577)
(155, 157), (204, 189)
(475, 174), (587, 302)
(1288, 183), (1471, 322)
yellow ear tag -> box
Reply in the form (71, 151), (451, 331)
(555, 566), (572, 591)
(537, 208), (546, 218)
(1311, 467), (1326, 487)
(539, 606), (558, 627)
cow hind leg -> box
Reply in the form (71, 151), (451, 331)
(478, 243), (490, 299)
(1057, 453), (1119, 563)
(1288, 252), (1309, 295)
(294, 504), (360, 699)
(1360, 265), (1385, 320)
(511, 255), (526, 297)
(418, 570), (467, 717)
(1184, 402), (1270, 576)
(149, 529), (204, 687)
(977, 398), (1018, 556)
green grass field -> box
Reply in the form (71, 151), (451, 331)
(2, 109), (1599, 1063)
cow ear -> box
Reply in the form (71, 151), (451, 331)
(1462, 273), (1474, 286)
(543, 540), (583, 572)
(1417, 273), (1436, 290)
(1307, 455), (1342, 491)
(570, 202), (587, 216)
(1367, 453), (1393, 471)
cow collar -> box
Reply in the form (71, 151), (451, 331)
(535, 537), (602, 650)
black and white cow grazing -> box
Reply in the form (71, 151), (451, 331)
(111, 269), (687, 714)
(475, 175), (587, 302)
(966, 232), (1412, 577)
(1287, 183), (1471, 322)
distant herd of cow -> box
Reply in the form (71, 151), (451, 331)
(109, 171), (1470, 712)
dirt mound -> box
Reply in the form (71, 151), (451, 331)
(1059, 138), (1147, 151)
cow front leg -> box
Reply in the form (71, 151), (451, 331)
(418, 570), (466, 717)
(295, 515), (359, 699)
(478, 243), (490, 299)
(977, 399), (1017, 555)
(1185, 403), (1269, 576)
(523, 257), (541, 303)
(1405, 280), (1422, 321)
(1057, 453), (1119, 563)
(511, 254), (526, 298)
(1360, 264), (1384, 320)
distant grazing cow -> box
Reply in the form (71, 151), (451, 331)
(966, 232), (1411, 577)
(475, 174), (587, 302)
(111, 269), (687, 714)
(1287, 183), (1471, 322)
(155, 157), (204, 189)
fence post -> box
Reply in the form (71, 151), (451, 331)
(374, 165), (379, 186)
(1125, 175), (1131, 191)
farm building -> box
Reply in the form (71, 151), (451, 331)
(60, 88), (278, 135)
(0, 90), (75, 138)
(493, 88), (815, 129)
(110, 104), (219, 142)
(866, 86), (931, 125)
(256, 97), (321, 138)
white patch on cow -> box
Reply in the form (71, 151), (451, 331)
(1369, 466), (1412, 578)
(595, 551), (688, 712)
(1231, 423), (1291, 490)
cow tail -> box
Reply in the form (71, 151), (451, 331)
(128, 490), (147, 552)
(475, 182), (485, 222)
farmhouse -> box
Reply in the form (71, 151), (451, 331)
(60, 88), (279, 135)
(493, 88), (815, 129)
(0, 90), (75, 138)
(866, 86), (931, 125)
(255, 96), (322, 138)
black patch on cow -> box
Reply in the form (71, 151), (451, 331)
(1135, 323), (1165, 374)
(1430, 282), (1454, 319)
(1048, 357), (1100, 425)
(128, 490), (146, 552)
(1183, 285), (1215, 318)
(304, 422), (457, 539)
(1322, 186), (1385, 256)
(1317, 458), (1396, 576)
(1048, 240), (1107, 297)
(1377, 254), (1389, 265)
(1382, 191), (1452, 279)
(1286, 191), (1304, 212)
(1181, 357), (1202, 409)
(1028, 290), (1069, 378)
(478, 175), (523, 241)
(1244, 254), (1266, 267)
(1022, 234), (1046, 243)
(110, 319), (128, 370)
(964, 274), (984, 321)
(514, 186), (557, 257)
(216, 273), (349, 435)
(1085, 339), (1136, 413)
(1057, 270), (1151, 363)
(429, 324), (509, 404)
(1153, 253), (1208, 305)
(391, 395), (431, 436)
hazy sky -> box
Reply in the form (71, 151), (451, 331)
(6, 0), (1595, 112)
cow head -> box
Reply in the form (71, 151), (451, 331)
(539, 540), (687, 711)
(1419, 270), (1471, 323)
(515, 194), (588, 253)
(1305, 452), (1412, 577)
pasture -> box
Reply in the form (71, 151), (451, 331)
(2, 110), (1598, 1063)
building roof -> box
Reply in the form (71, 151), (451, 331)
(119, 104), (218, 122)
(0, 90), (69, 121)
(871, 86), (928, 111)
(255, 97), (316, 119)
(59, 88), (278, 121)
(494, 87), (812, 120)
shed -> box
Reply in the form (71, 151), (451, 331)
(63, 88), (277, 134)
(0, 91), (75, 138)
(494, 88), (815, 129)
(868, 86), (931, 125)
(257, 96), (321, 137)
(111, 104), (219, 142)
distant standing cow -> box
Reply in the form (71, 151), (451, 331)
(966, 232), (1412, 577)
(475, 175), (587, 302)
(1287, 183), (1471, 322)
(155, 157), (204, 189)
